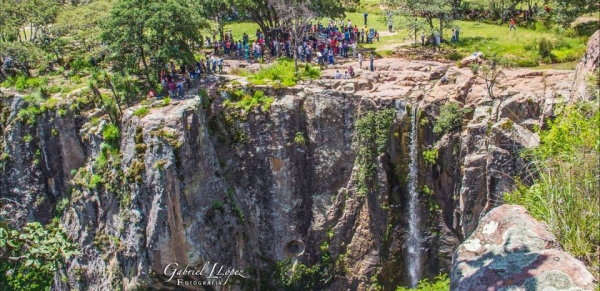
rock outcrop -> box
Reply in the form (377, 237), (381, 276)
(572, 30), (600, 101)
(451, 205), (595, 291)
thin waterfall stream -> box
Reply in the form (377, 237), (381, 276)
(407, 107), (422, 287)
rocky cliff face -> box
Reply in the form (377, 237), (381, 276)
(0, 41), (597, 290)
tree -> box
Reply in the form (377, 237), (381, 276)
(203, 0), (354, 43)
(548, 0), (598, 27)
(0, 222), (79, 291)
(0, 41), (45, 77)
(401, 17), (427, 46)
(51, 0), (113, 60)
(386, 0), (453, 39)
(273, 0), (315, 75)
(0, 1), (24, 42)
(470, 57), (507, 122)
(19, 0), (61, 42)
(101, 0), (208, 83)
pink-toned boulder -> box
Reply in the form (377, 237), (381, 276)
(451, 204), (595, 291)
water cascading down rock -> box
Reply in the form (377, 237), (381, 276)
(407, 107), (422, 287)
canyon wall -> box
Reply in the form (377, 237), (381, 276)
(1, 33), (597, 290)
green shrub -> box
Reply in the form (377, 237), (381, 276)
(89, 174), (103, 189)
(447, 51), (463, 61)
(133, 107), (150, 118)
(71, 57), (90, 72)
(89, 116), (100, 126)
(433, 103), (470, 135)
(12, 76), (46, 92)
(15, 76), (27, 91)
(423, 148), (438, 164)
(68, 74), (82, 84)
(235, 90), (274, 112)
(395, 274), (449, 291)
(1, 75), (18, 88)
(55, 197), (69, 215)
(538, 37), (554, 59)
(162, 97), (171, 106)
(247, 58), (320, 87)
(505, 102), (599, 280)
(0, 222), (79, 291)
(294, 132), (306, 145)
(102, 123), (120, 146)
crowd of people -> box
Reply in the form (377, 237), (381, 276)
(154, 19), (382, 99)
(204, 19), (381, 65)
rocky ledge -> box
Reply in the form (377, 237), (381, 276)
(451, 204), (595, 291)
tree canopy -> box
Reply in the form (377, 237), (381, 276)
(101, 0), (209, 81)
(201, 0), (355, 41)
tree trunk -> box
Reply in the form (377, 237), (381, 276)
(439, 16), (444, 39)
(292, 28), (299, 77)
(139, 46), (151, 85)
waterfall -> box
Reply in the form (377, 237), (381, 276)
(407, 107), (422, 287)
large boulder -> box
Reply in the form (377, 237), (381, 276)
(451, 204), (595, 291)
(459, 53), (483, 68)
(572, 30), (599, 100)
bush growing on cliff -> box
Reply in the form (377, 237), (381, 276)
(354, 109), (396, 196)
(102, 123), (120, 147)
(394, 274), (449, 291)
(433, 103), (471, 135)
(232, 90), (274, 113)
(247, 58), (320, 87)
(132, 107), (149, 118)
(505, 101), (599, 279)
(0, 222), (79, 291)
(294, 132), (307, 145)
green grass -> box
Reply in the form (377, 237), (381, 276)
(247, 58), (320, 87)
(505, 102), (599, 281)
(132, 107), (150, 118)
(223, 21), (260, 43)
(442, 20), (587, 67)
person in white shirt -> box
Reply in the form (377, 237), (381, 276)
(358, 53), (363, 69)
(334, 70), (341, 79)
(344, 71), (349, 79)
(298, 45), (304, 61)
(352, 42), (357, 57)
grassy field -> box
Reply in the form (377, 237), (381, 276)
(220, 0), (590, 68)
(442, 20), (588, 67)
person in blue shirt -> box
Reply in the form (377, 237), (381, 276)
(177, 79), (184, 99)
(364, 13), (368, 25)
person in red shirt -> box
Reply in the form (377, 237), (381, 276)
(168, 79), (176, 98)
(509, 18), (516, 31)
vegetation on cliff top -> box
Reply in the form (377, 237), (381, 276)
(245, 58), (321, 87)
(505, 101), (600, 279)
